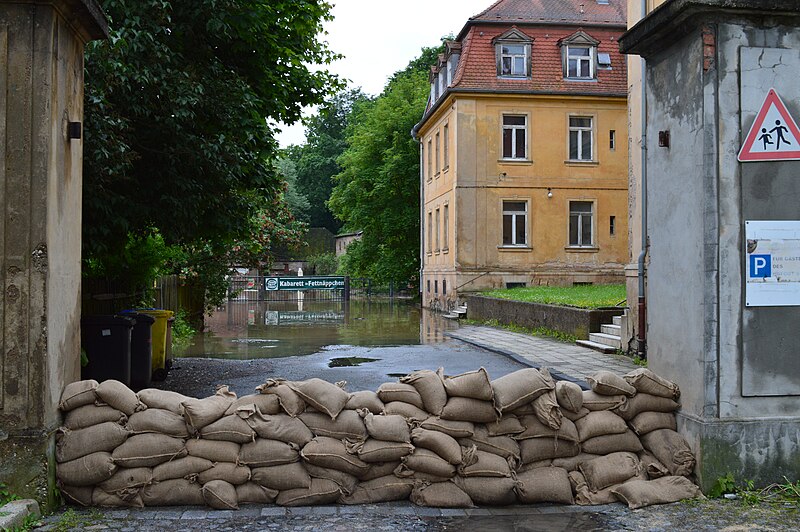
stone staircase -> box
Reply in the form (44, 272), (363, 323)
(443, 303), (468, 320)
(576, 314), (622, 354)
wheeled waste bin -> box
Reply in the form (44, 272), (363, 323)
(134, 308), (174, 381)
(119, 310), (156, 390)
(80, 315), (135, 386)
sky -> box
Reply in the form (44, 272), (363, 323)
(276, 0), (493, 148)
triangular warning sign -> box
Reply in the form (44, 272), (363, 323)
(739, 88), (800, 162)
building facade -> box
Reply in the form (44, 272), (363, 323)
(414, 0), (629, 310)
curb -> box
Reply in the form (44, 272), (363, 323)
(0, 499), (40, 531)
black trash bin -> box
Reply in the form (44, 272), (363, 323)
(81, 315), (135, 386)
(119, 311), (155, 390)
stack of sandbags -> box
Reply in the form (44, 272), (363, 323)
(56, 365), (701, 510)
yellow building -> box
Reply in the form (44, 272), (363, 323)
(414, 0), (630, 310)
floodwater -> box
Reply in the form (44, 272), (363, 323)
(176, 298), (459, 360)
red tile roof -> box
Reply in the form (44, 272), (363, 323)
(465, 0), (626, 32)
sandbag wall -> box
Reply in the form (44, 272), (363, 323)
(55, 367), (702, 510)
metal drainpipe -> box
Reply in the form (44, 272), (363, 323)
(637, 0), (648, 360)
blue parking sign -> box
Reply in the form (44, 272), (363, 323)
(749, 254), (772, 278)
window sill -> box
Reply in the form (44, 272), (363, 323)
(443, 166), (450, 173)
(435, 172), (441, 178)
(498, 159), (533, 165)
(564, 77), (598, 82)
(426, 252), (433, 257)
(565, 246), (599, 253)
(497, 75), (531, 80)
(434, 250), (441, 255)
(498, 245), (533, 252)
(564, 160), (598, 166)
(442, 248), (449, 254)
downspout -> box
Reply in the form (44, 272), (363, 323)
(637, 0), (648, 360)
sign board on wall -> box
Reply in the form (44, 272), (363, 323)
(745, 221), (800, 306)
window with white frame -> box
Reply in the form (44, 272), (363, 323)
(427, 139), (432, 180)
(502, 200), (527, 246)
(443, 123), (449, 170)
(494, 28), (532, 78)
(569, 201), (594, 247)
(569, 116), (593, 161)
(559, 31), (599, 80)
(435, 208), (440, 252)
(435, 131), (441, 175)
(443, 204), (449, 250)
(502, 115), (527, 159)
(427, 211), (432, 253)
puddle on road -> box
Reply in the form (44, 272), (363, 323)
(439, 512), (606, 531)
(328, 357), (380, 368)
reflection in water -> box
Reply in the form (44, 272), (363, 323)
(177, 299), (458, 360)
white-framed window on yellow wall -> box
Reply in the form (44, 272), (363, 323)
(569, 201), (594, 248)
(435, 131), (441, 176)
(435, 207), (440, 252)
(502, 114), (527, 159)
(502, 200), (527, 246)
(568, 116), (593, 161)
(427, 211), (433, 253)
(443, 123), (449, 170)
(427, 138), (433, 181)
(443, 203), (449, 251)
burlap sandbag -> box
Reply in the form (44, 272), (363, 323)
(638, 450), (670, 479)
(92, 488), (144, 508)
(582, 430), (643, 455)
(127, 408), (189, 438)
(519, 437), (580, 464)
(562, 407), (590, 422)
(491, 368), (554, 414)
(363, 412), (410, 442)
(345, 391), (385, 413)
(287, 378), (349, 420)
(575, 410), (628, 442)
(301, 436), (370, 477)
(551, 453), (602, 472)
(486, 415), (524, 436)
(238, 439), (299, 468)
(199, 415), (255, 443)
(515, 415), (579, 443)
(63, 404), (126, 430)
(304, 463), (359, 495)
(181, 385), (236, 430)
(555, 381), (584, 413)
(142, 478), (204, 506)
(236, 482), (278, 504)
(411, 428), (462, 465)
(440, 397), (497, 423)
(59, 380), (99, 412)
(277, 478), (341, 506)
(339, 476), (414, 504)
(419, 417), (475, 439)
(587, 371), (637, 397)
(300, 410), (367, 440)
(56, 422), (131, 463)
(517, 459), (553, 472)
(611, 476), (703, 509)
(153, 456), (214, 482)
(579, 452), (642, 491)
(459, 425), (520, 462)
(112, 433), (186, 467)
(377, 382), (425, 409)
(624, 368), (680, 400)
(256, 378), (306, 416)
(57, 452), (117, 486)
(98, 467), (153, 493)
(401, 448), (457, 478)
(252, 462), (311, 491)
(359, 461), (401, 481)
(246, 413), (313, 446)
(59, 485), (93, 506)
(382, 401), (429, 421)
(570, 471), (620, 506)
(224, 393), (281, 416)
(186, 438), (240, 463)
(628, 411), (677, 436)
(582, 391), (627, 411)
(532, 389), (562, 430)
(458, 449), (512, 478)
(411, 480), (473, 508)
(201, 479), (238, 510)
(640, 429), (695, 476)
(197, 461), (251, 485)
(400, 370), (447, 415)
(394, 464), (452, 484)
(347, 438), (414, 463)
(516, 467), (573, 504)
(614, 393), (679, 421)
(96, 379), (145, 416)
(441, 367), (493, 401)
(454, 476), (518, 506)
(137, 389), (189, 415)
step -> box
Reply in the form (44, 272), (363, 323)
(453, 306), (468, 316)
(601, 323), (621, 336)
(612, 315), (622, 326)
(588, 332), (622, 348)
(576, 339), (617, 354)
(442, 313), (460, 320)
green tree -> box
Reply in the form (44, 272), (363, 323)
(286, 89), (370, 233)
(83, 0), (339, 297)
(329, 46), (442, 289)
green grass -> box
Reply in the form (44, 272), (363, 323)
(479, 284), (626, 309)
(466, 319), (578, 344)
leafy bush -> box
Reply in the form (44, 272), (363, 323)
(171, 309), (197, 351)
(307, 252), (339, 275)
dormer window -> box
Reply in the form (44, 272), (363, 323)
(493, 28), (533, 79)
(559, 31), (601, 80)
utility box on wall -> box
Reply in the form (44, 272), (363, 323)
(620, 0), (800, 490)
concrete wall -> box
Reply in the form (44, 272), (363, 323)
(0, 0), (106, 507)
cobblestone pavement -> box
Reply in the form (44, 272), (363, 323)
(447, 325), (638, 386)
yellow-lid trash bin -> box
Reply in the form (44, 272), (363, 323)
(135, 309), (174, 381)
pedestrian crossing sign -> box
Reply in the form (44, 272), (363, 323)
(738, 88), (800, 162)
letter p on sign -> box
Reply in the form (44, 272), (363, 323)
(750, 254), (772, 278)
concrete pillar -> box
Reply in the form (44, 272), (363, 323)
(621, 0), (800, 491)
(0, 0), (106, 507)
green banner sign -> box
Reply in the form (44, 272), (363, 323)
(264, 276), (346, 291)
